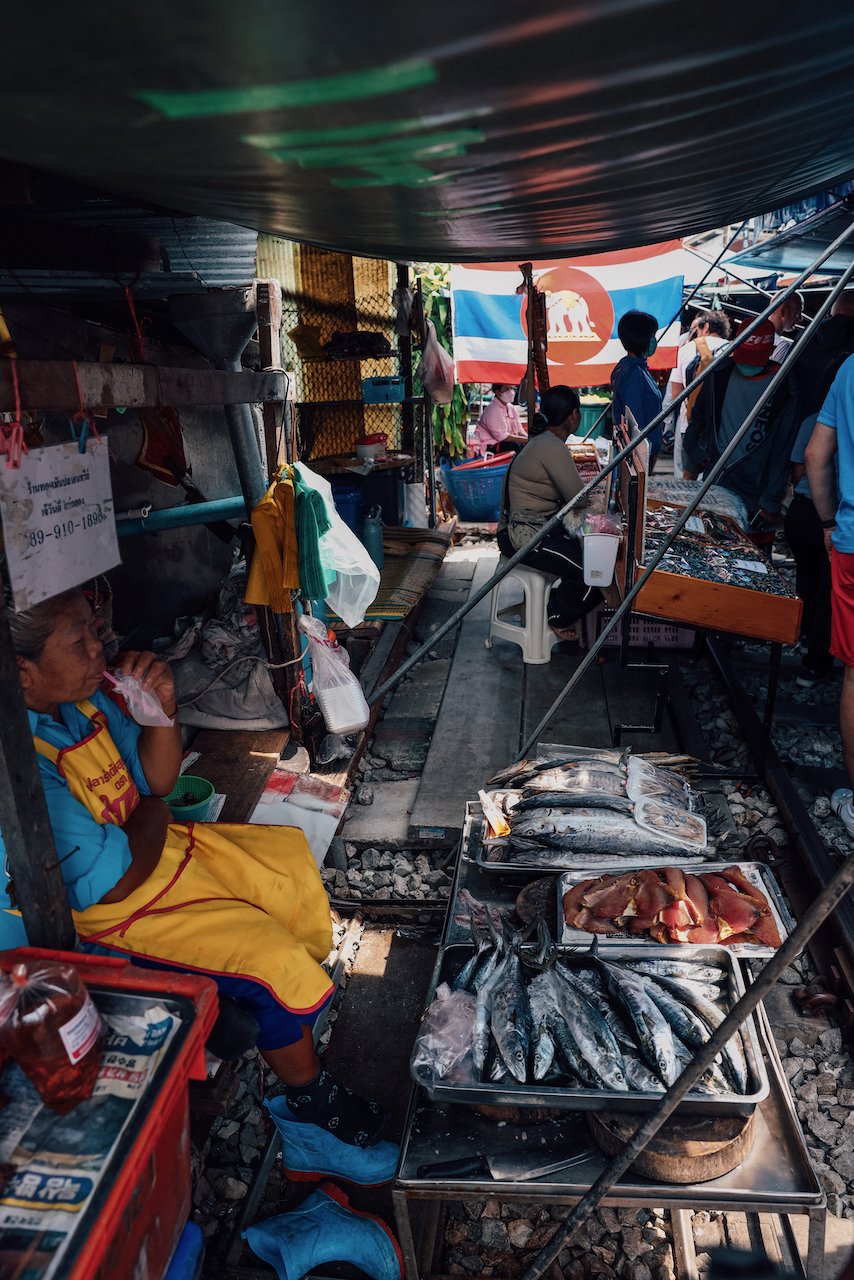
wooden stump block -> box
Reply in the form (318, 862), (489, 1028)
(587, 1108), (756, 1183)
(515, 876), (557, 929)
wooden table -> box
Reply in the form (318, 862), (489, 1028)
(616, 440), (802, 647)
(309, 451), (415, 477)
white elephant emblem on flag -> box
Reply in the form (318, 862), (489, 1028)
(545, 288), (599, 340)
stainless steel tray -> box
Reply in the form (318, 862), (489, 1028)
(411, 942), (769, 1117)
(557, 862), (795, 958)
(399, 1000), (822, 1208)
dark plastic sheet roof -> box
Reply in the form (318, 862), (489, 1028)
(4, 2), (854, 262)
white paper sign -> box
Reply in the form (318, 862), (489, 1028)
(0, 439), (120, 610)
(734, 558), (769, 575)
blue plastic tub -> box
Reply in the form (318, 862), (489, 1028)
(441, 459), (510, 522)
(331, 483), (365, 535)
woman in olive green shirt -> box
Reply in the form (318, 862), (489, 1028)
(497, 385), (601, 641)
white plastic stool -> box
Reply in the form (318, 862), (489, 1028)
(485, 558), (561, 664)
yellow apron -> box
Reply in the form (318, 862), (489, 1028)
(33, 701), (334, 1016)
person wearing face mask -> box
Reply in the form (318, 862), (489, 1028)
(610, 310), (664, 472)
(496, 385), (602, 642)
(683, 317), (801, 545)
(472, 382), (526, 457)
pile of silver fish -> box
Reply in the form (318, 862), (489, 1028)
(485, 747), (716, 865)
(453, 922), (749, 1097)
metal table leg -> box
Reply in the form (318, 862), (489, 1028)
(392, 1186), (422, 1280)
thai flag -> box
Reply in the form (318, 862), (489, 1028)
(451, 242), (685, 388)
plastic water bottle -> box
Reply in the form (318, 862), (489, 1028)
(362, 506), (385, 570)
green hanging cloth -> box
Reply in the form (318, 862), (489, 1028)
(293, 471), (335, 601)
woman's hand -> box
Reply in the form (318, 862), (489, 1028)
(114, 650), (177, 717)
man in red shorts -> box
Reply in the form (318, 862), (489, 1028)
(806, 352), (854, 834)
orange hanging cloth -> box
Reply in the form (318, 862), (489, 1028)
(245, 468), (300, 613)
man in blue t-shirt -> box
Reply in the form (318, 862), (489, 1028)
(806, 352), (854, 834)
(610, 310), (663, 471)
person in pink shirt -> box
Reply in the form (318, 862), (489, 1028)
(473, 383), (526, 456)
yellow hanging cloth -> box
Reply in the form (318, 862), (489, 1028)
(246, 467), (300, 613)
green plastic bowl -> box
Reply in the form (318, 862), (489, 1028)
(165, 775), (215, 822)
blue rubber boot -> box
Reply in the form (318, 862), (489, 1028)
(266, 1096), (399, 1186)
(243, 1182), (403, 1280)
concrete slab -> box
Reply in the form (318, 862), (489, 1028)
(409, 553), (524, 841)
(372, 714), (434, 770)
(382, 659), (451, 720)
(341, 777), (420, 847)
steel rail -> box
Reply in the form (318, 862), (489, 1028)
(368, 217), (854, 710)
(516, 233), (854, 759)
(518, 850), (854, 1280)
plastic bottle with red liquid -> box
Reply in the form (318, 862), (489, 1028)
(0, 959), (104, 1114)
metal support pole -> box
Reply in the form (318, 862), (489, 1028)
(0, 609), (76, 949)
(368, 216), (854, 709)
(518, 852), (854, 1280)
(223, 357), (269, 508)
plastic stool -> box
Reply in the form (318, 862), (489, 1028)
(485, 558), (561, 664)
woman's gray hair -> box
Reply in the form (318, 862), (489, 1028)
(5, 589), (84, 661)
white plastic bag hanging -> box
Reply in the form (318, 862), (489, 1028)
(297, 614), (370, 734)
(294, 464), (380, 627)
(416, 320), (455, 405)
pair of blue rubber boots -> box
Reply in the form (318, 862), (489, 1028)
(242, 1096), (403, 1280)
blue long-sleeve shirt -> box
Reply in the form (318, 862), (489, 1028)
(610, 355), (663, 456)
(0, 692), (151, 948)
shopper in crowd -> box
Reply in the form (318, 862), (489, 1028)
(667, 309), (731, 478)
(768, 287), (804, 363)
(805, 353), (854, 836)
(682, 318), (801, 545)
(472, 382), (526, 457)
(0, 588), (397, 1183)
(786, 408), (835, 687)
(497, 385), (601, 642)
(610, 309), (664, 471)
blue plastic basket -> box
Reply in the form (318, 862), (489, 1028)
(441, 459), (510, 522)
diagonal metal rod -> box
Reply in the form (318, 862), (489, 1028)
(368, 216), (854, 709)
(518, 850), (854, 1280)
(518, 240), (854, 757)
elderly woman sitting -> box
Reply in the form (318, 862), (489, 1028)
(0, 588), (396, 1182)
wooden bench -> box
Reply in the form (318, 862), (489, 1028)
(187, 727), (290, 822)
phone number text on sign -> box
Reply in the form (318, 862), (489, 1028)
(0, 439), (121, 611)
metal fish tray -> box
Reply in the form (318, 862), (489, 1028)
(474, 816), (719, 877)
(410, 942), (769, 1117)
(557, 863), (795, 958)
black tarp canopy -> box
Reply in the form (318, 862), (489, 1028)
(3, 2), (854, 260)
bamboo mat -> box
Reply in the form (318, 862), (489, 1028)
(362, 520), (456, 620)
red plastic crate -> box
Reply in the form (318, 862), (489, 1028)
(0, 948), (218, 1280)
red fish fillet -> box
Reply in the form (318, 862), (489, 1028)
(683, 873), (709, 925)
(583, 872), (637, 920)
(699, 873), (760, 937)
(563, 877), (597, 924)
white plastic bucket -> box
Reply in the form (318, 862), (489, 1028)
(314, 683), (370, 735)
(403, 481), (429, 528)
(583, 533), (620, 586)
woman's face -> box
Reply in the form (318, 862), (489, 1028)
(18, 594), (105, 713)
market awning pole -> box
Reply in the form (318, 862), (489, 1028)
(517, 245), (854, 758)
(367, 215), (854, 709)
(518, 851), (854, 1280)
(0, 609), (76, 949)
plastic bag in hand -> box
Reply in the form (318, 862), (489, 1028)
(298, 614), (370, 735)
(104, 670), (174, 727)
(416, 320), (455, 405)
(294, 464), (380, 627)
